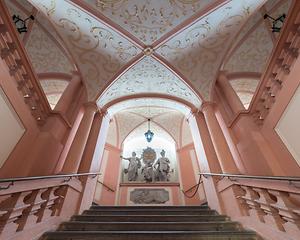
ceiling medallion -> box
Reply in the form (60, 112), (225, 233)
(143, 47), (154, 56)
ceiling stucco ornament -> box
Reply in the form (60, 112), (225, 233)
(83, 0), (215, 44)
(107, 98), (191, 116)
(156, 0), (267, 100)
(29, 0), (142, 100)
(97, 56), (201, 108)
(25, 24), (75, 74)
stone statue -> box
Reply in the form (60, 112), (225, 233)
(154, 150), (171, 181)
(141, 147), (156, 182)
(120, 152), (141, 181)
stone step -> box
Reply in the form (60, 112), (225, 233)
(41, 230), (259, 240)
(59, 221), (242, 232)
(89, 205), (210, 211)
(82, 209), (218, 216)
(72, 214), (230, 222)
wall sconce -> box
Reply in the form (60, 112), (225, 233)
(12, 14), (34, 34)
(264, 13), (286, 33)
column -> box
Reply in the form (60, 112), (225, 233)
(61, 102), (98, 173)
(188, 112), (223, 213)
(77, 112), (111, 213)
(201, 102), (239, 174)
(54, 71), (82, 114)
(217, 72), (245, 114)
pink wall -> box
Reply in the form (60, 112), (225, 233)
(0, 58), (40, 177)
(97, 144), (122, 205)
(177, 144), (204, 205)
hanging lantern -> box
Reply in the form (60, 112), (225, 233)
(144, 119), (154, 143)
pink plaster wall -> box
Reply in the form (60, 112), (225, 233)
(177, 144), (203, 205)
(0, 58), (40, 177)
(98, 144), (122, 205)
(261, 56), (300, 176)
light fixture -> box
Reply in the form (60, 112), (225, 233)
(144, 118), (154, 143)
(12, 14), (34, 34)
(264, 13), (286, 33)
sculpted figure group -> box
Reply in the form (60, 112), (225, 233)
(120, 149), (171, 182)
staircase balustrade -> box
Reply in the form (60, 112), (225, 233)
(202, 173), (300, 240)
(250, 2), (300, 125)
(0, 172), (100, 240)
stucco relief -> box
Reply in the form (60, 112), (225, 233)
(156, 0), (267, 100)
(153, 112), (183, 144)
(25, 24), (74, 74)
(224, 23), (273, 74)
(115, 111), (145, 145)
(30, 0), (141, 100)
(83, 0), (214, 44)
(130, 189), (169, 204)
(230, 78), (259, 109)
(107, 98), (191, 116)
(40, 79), (69, 109)
(128, 107), (176, 119)
(98, 57), (201, 108)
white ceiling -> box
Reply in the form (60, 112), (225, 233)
(105, 106), (193, 148)
(25, 0), (267, 108)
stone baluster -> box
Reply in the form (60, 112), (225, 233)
(268, 190), (300, 237)
(52, 185), (68, 216)
(240, 186), (266, 222)
(232, 185), (250, 216)
(253, 188), (285, 231)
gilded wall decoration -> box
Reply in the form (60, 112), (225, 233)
(25, 24), (75, 74)
(84, 0), (214, 44)
(224, 23), (273, 74)
(30, 0), (141, 100)
(156, 0), (267, 100)
(98, 57), (201, 108)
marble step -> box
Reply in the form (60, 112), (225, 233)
(41, 230), (259, 240)
(59, 221), (242, 232)
(89, 205), (210, 211)
(71, 214), (230, 222)
(82, 209), (218, 216)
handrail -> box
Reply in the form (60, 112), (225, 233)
(182, 177), (203, 198)
(199, 173), (300, 181)
(0, 172), (101, 184)
(97, 180), (115, 192)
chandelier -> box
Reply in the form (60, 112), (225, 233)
(144, 118), (154, 143)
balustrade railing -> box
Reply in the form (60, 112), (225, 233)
(250, 2), (300, 125)
(202, 172), (300, 240)
(0, 172), (101, 239)
(0, 1), (52, 125)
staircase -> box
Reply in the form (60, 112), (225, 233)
(40, 205), (261, 239)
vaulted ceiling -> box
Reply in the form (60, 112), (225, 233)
(23, 0), (268, 109)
